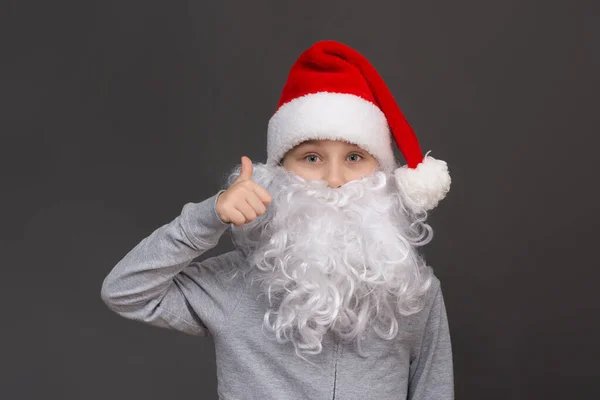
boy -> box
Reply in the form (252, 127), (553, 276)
(101, 40), (453, 399)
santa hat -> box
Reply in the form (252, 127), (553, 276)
(266, 40), (451, 212)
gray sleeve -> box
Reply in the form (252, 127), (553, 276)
(407, 283), (455, 400)
(100, 191), (240, 337)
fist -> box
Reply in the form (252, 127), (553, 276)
(216, 156), (272, 227)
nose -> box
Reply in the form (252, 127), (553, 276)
(324, 165), (346, 188)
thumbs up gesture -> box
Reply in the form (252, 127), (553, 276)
(216, 156), (273, 227)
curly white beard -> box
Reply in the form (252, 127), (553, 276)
(227, 162), (434, 357)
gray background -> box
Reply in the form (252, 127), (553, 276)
(3, 0), (599, 399)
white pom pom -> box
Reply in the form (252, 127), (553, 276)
(394, 153), (451, 213)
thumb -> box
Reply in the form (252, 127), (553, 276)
(236, 156), (253, 182)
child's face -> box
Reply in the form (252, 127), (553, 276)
(281, 139), (379, 188)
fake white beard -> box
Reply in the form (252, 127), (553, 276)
(227, 163), (434, 357)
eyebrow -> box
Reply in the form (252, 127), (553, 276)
(298, 140), (362, 149)
(300, 140), (320, 146)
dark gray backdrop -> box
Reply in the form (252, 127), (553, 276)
(3, 1), (599, 399)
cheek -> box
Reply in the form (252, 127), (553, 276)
(283, 161), (321, 180)
(352, 160), (378, 178)
(293, 167), (322, 181)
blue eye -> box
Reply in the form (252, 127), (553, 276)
(305, 155), (319, 163)
(348, 153), (362, 162)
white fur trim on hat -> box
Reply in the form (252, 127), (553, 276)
(267, 92), (396, 170)
(394, 153), (451, 213)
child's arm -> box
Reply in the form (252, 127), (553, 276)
(407, 282), (455, 399)
(100, 191), (240, 337)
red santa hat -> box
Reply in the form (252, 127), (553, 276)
(266, 40), (451, 212)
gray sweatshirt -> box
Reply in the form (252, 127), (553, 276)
(101, 192), (454, 400)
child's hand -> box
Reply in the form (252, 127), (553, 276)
(216, 156), (273, 226)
